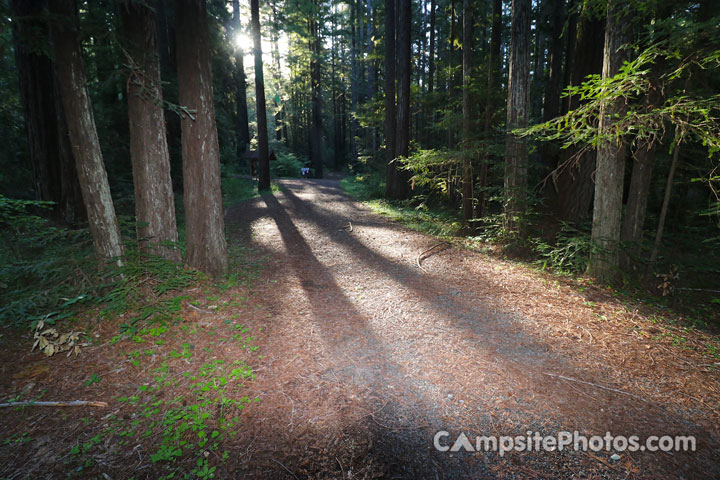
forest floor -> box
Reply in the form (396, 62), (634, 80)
(1, 177), (720, 479)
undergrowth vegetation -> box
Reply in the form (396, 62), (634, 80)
(340, 174), (720, 327)
(1, 175), (270, 478)
(1, 171), (267, 330)
(340, 174), (463, 237)
(66, 316), (260, 479)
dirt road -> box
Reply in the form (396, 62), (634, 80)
(225, 179), (719, 479)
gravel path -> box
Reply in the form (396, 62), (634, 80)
(225, 178), (719, 479)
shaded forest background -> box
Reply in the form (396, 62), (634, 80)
(1, 0), (719, 327)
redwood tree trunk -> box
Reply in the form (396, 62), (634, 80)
(428, 0), (436, 93)
(12, 0), (84, 225)
(383, 0), (398, 196)
(504, 0), (531, 234)
(477, 0), (502, 218)
(120, 1), (180, 262)
(553, 4), (604, 224)
(233, 0), (251, 157)
(461, 0), (473, 224)
(588, 0), (630, 282)
(389, 0), (411, 199)
(543, 0), (565, 121)
(250, 0), (271, 190)
(309, 9), (324, 178)
(176, 0), (228, 276)
(49, 0), (124, 265)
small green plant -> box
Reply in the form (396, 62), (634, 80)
(84, 373), (102, 387)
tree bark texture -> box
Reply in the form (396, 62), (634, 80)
(12, 0), (84, 225)
(309, 8), (324, 178)
(389, 0), (411, 199)
(504, 0), (531, 234)
(461, 0), (473, 223)
(383, 0), (398, 196)
(428, 0), (436, 93)
(477, 0), (502, 218)
(250, 0), (271, 190)
(176, 0), (228, 277)
(120, 1), (180, 262)
(49, 0), (124, 265)
(589, 0), (630, 282)
(233, 0), (251, 158)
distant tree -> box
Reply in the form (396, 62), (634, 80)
(427, 0), (436, 94)
(176, 0), (228, 276)
(120, 0), (180, 262)
(477, 0), (502, 218)
(250, 0), (271, 190)
(49, 0), (124, 265)
(387, 0), (411, 199)
(504, 0), (531, 234)
(383, 0), (397, 196)
(461, 0), (473, 224)
(232, 0), (251, 158)
(309, 0), (324, 178)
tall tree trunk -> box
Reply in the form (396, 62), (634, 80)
(383, 0), (398, 195)
(553, 2), (604, 224)
(543, 0), (565, 121)
(530, 2), (546, 121)
(461, 0), (473, 224)
(349, 0), (359, 163)
(309, 8), (324, 178)
(12, 0), (84, 225)
(477, 0), (502, 218)
(447, 0), (458, 148)
(538, 0), (567, 200)
(233, 0), (251, 157)
(428, 0), (436, 93)
(390, 0), (411, 199)
(120, 1), (180, 263)
(176, 0), (228, 276)
(156, 0), (182, 191)
(49, 0), (123, 265)
(504, 0), (531, 234)
(250, 0), (271, 190)
(561, 0), (578, 115)
(588, 0), (630, 282)
(271, 2), (285, 142)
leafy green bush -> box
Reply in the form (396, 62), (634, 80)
(271, 152), (306, 178)
(532, 224), (592, 274)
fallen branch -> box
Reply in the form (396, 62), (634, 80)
(187, 303), (213, 314)
(271, 458), (299, 480)
(543, 372), (647, 402)
(0, 400), (108, 408)
(676, 288), (720, 293)
(416, 242), (450, 272)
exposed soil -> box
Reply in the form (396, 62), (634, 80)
(1, 178), (719, 479)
